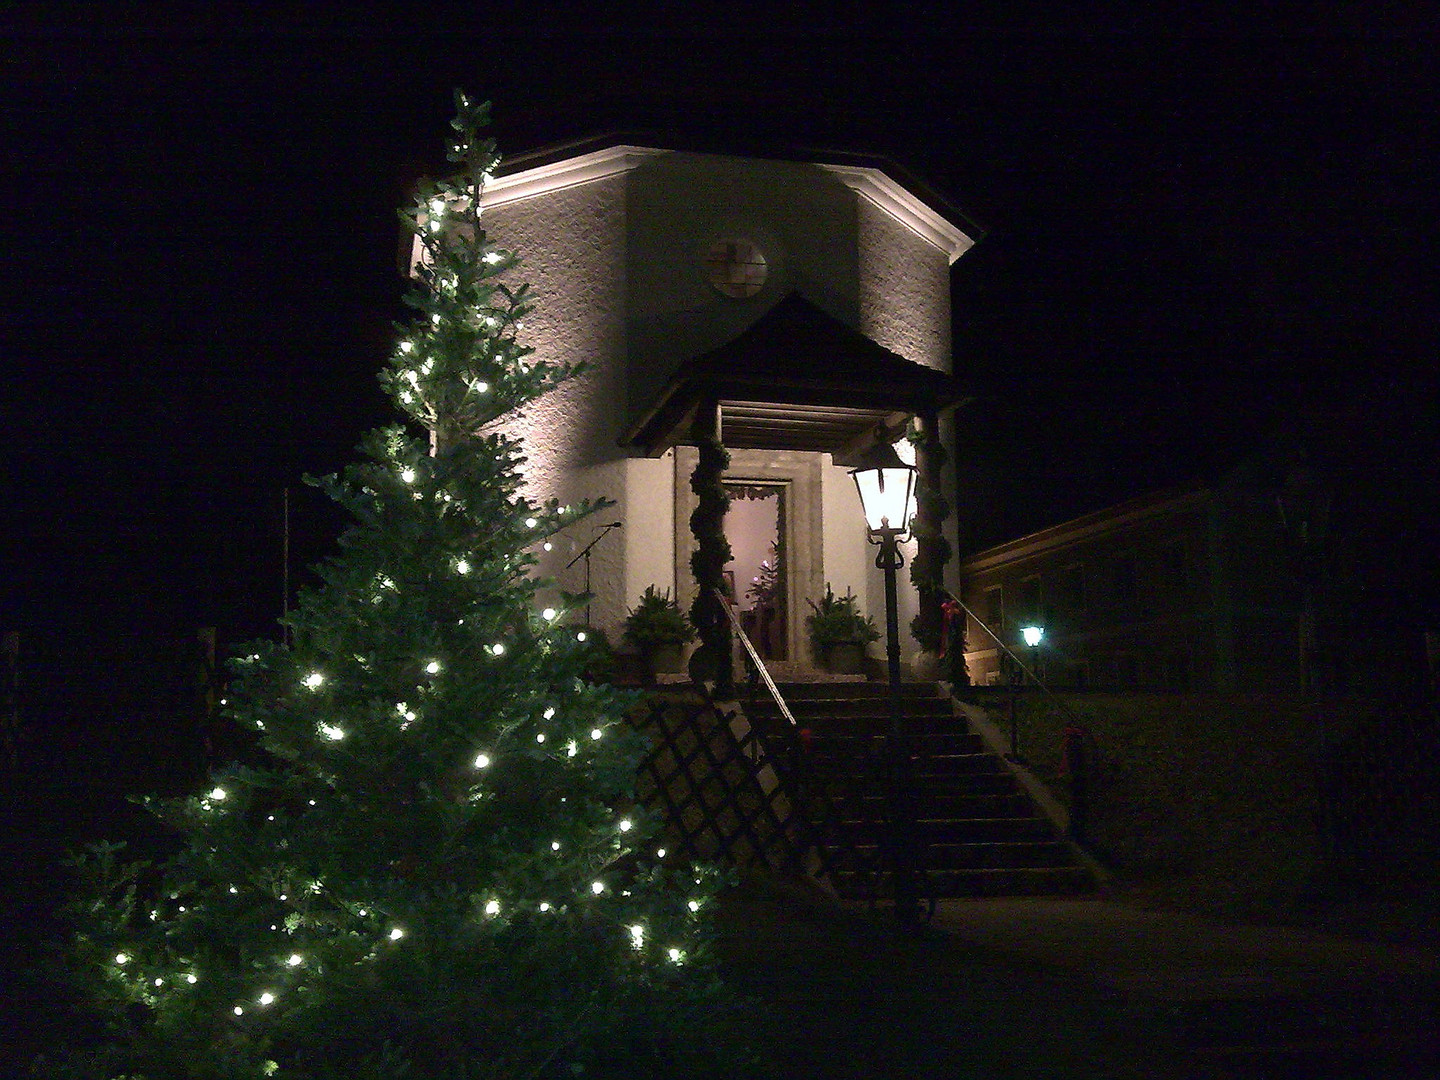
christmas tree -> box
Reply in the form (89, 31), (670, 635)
(47, 93), (739, 1080)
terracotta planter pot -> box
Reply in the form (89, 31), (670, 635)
(822, 642), (866, 675)
(910, 651), (943, 681)
(646, 643), (687, 676)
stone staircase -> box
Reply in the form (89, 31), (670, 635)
(742, 680), (1093, 901)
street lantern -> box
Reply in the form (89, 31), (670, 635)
(849, 440), (922, 927)
(1021, 625), (1044, 649)
(850, 442), (918, 542)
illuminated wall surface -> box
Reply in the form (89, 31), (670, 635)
(472, 146), (972, 660)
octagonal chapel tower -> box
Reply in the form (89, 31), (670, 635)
(413, 140), (978, 673)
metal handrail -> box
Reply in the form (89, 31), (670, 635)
(941, 589), (1090, 728)
(715, 588), (896, 905)
(715, 588), (798, 729)
(942, 588), (1100, 848)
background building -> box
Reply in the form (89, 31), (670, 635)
(959, 477), (1434, 697)
(958, 487), (1300, 692)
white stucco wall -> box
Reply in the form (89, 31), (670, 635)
(821, 458), (874, 658)
(477, 172), (635, 637)
(853, 199), (953, 664)
(485, 173), (629, 480)
(856, 198), (953, 371)
(623, 454), (676, 607)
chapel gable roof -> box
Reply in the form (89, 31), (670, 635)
(623, 292), (969, 462)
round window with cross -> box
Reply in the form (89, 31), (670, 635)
(704, 239), (767, 298)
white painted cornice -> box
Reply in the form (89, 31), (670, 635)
(481, 145), (670, 208)
(492, 144), (976, 261)
(409, 146), (671, 274)
(411, 143), (976, 272)
(818, 163), (976, 264)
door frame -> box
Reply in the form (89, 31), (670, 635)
(674, 447), (824, 665)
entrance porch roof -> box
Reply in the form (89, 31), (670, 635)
(621, 293), (969, 464)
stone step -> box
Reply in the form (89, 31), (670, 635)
(839, 817), (1060, 844)
(798, 752), (1008, 780)
(831, 865), (1095, 899)
(802, 770), (1023, 799)
(839, 839), (1075, 870)
(749, 706), (957, 729)
(749, 712), (960, 737)
(810, 789), (1038, 820)
(768, 681), (946, 700)
(776, 730), (989, 757)
(735, 683), (1095, 897)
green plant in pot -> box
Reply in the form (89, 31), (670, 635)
(623, 585), (695, 676)
(806, 585), (880, 674)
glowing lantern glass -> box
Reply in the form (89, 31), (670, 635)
(849, 442), (918, 542)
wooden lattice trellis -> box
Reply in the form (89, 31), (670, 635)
(632, 693), (892, 902)
(633, 695), (808, 873)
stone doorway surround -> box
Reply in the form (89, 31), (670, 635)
(674, 446), (824, 666)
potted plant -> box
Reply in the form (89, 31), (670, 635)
(806, 585), (880, 674)
(622, 586), (695, 677)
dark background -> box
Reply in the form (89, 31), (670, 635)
(2, 7), (1435, 650)
(3, 12), (1436, 1069)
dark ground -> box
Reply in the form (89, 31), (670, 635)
(715, 876), (1439, 1080)
(7, 735), (1438, 1079)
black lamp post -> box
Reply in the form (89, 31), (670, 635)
(1012, 624), (1044, 760)
(850, 442), (922, 928)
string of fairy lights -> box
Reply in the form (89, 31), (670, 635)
(104, 485), (703, 1044)
(108, 640), (707, 1032)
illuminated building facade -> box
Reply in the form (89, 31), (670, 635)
(418, 140), (978, 667)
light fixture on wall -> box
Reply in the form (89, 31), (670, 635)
(849, 440), (923, 927)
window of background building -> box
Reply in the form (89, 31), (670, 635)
(983, 585), (1003, 635)
(1113, 555), (1138, 611)
(1158, 540), (1189, 593)
(1059, 658), (1090, 689)
(1163, 650), (1191, 691)
(1053, 563), (1086, 622)
(1114, 652), (1138, 686)
(1015, 574), (1043, 628)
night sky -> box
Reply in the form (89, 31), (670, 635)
(3, 9), (1435, 648)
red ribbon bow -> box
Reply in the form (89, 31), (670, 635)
(939, 599), (964, 658)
